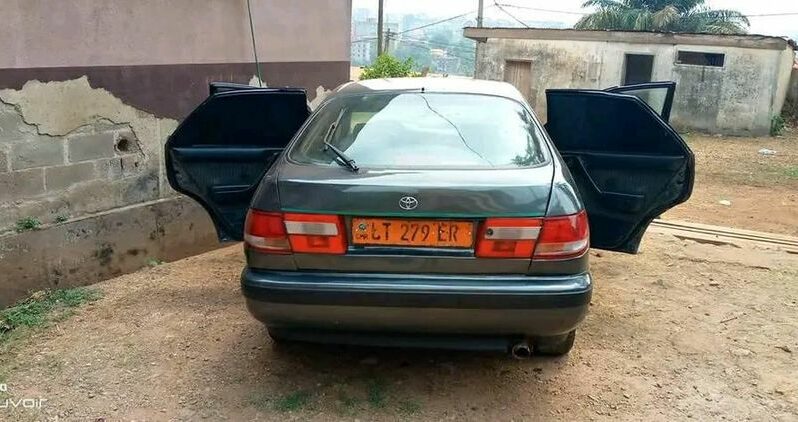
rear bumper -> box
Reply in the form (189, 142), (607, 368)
(241, 269), (592, 337)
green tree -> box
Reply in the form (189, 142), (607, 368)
(575, 0), (749, 34)
(360, 54), (420, 80)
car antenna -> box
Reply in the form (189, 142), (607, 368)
(246, 0), (263, 87)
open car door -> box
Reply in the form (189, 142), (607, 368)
(165, 84), (310, 241)
(545, 83), (694, 253)
(605, 81), (676, 122)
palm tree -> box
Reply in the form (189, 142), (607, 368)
(575, 0), (750, 34)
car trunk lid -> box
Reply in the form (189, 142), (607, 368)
(255, 161), (555, 273)
(274, 162), (553, 218)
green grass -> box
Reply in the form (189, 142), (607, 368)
(247, 391), (272, 410)
(397, 399), (422, 415)
(771, 114), (786, 136)
(0, 288), (101, 344)
(147, 258), (164, 267)
(14, 217), (42, 233)
(336, 391), (361, 415)
(784, 166), (798, 179)
(274, 390), (312, 412)
(366, 378), (388, 409)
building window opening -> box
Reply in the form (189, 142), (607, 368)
(676, 51), (725, 67)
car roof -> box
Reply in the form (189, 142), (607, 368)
(332, 77), (528, 104)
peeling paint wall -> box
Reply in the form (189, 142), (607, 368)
(475, 36), (795, 136)
(0, 0), (353, 307)
(0, 77), (178, 233)
(0, 78), (222, 307)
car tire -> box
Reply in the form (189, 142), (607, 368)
(534, 330), (576, 356)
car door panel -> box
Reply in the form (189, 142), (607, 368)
(165, 86), (310, 241)
(545, 86), (693, 253)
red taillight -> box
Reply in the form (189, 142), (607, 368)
(533, 211), (590, 260)
(244, 211), (347, 255)
(244, 210), (291, 254)
(476, 217), (543, 258)
(283, 213), (347, 254)
(475, 211), (589, 260)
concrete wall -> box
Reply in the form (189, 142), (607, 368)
(0, 0), (352, 119)
(0, 1), (352, 307)
(469, 28), (795, 136)
(0, 78), (176, 234)
(0, 197), (217, 309)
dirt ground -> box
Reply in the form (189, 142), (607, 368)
(1, 231), (796, 421)
(2, 131), (798, 420)
(663, 130), (798, 236)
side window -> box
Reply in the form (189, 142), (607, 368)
(546, 91), (682, 156)
(606, 82), (676, 122)
(614, 87), (668, 117)
(676, 51), (725, 67)
(347, 111), (376, 141)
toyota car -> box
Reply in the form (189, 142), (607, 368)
(166, 78), (693, 357)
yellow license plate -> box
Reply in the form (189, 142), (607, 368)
(351, 218), (474, 248)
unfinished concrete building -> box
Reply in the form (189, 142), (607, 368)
(465, 28), (796, 136)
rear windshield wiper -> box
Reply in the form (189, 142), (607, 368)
(321, 109), (359, 172)
(323, 140), (359, 172)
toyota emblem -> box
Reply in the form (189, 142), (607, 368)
(399, 196), (419, 210)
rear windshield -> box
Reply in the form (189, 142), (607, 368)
(288, 92), (547, 169)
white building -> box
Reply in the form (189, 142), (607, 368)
(465, 27), (796, 135)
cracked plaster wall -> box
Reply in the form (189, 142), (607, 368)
(0, 77), (178, 233)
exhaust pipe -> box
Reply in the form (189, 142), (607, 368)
(510, 341), (532, 359)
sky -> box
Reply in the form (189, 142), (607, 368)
(352, 0), (798, 37)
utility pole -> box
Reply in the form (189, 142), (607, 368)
(377, 0), (385, 56)
(474, 0), (484, 77)
(384, 29), (392, 54)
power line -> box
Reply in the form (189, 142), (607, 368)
(352, 36), (378, 44)
(493, 1), (531, 28)
(495, 2), (586, 16)
(744, 12), (798, 17)
(394, 8), (487, 36)
(352, 8), (490, 47)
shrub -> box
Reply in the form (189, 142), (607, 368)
(770, 114), (786, 137)
(360, 54), (419, 80)
(15, 217), (41, 233)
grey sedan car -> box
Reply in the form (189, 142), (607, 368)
(166, 78), (693, 357)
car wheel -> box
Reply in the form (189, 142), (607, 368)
(534, 330), (576, 356)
